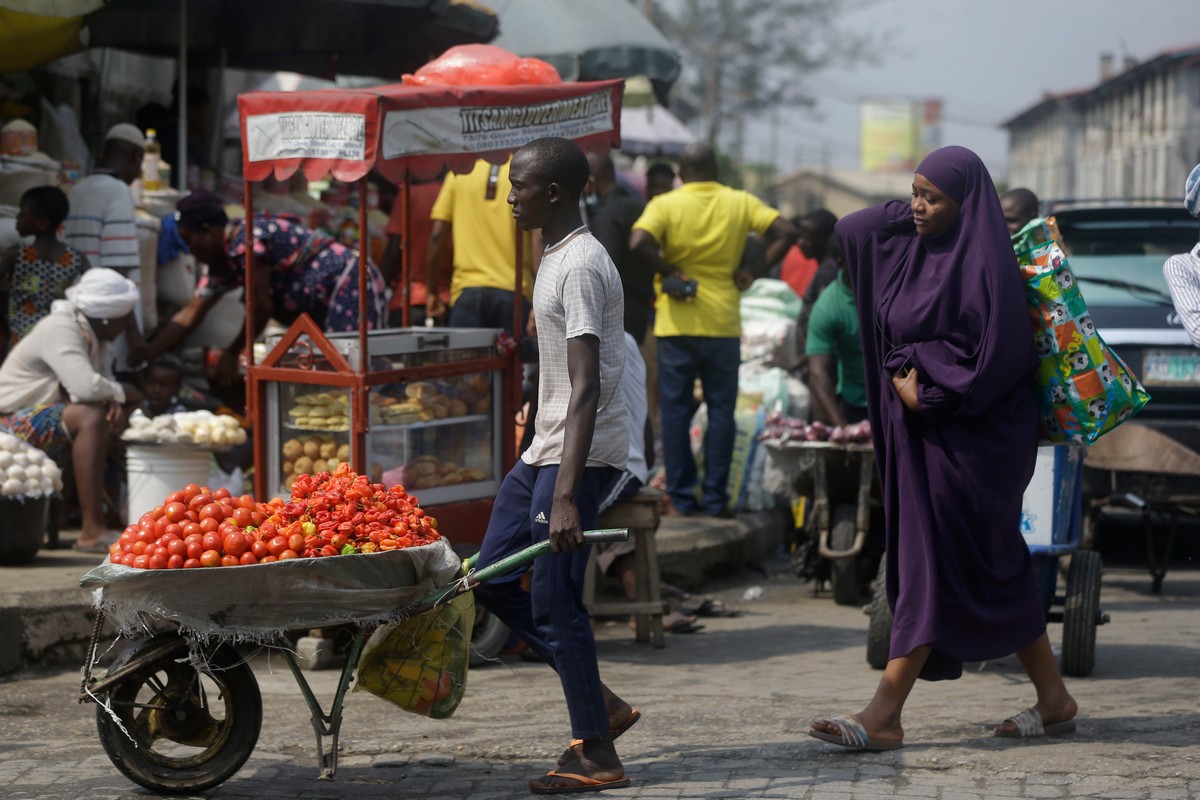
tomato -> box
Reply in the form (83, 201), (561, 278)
(182, 483), (202, 500)
(183, 522), (203, 538)
(251, 540), (270, 559)
(250, 511), (266, 527)
(232, 507), (253, 528)
(108, 543), (122, 559)
(131, 540), (148, 556)
(223, 533), (249, 558)
(236, 493), (255, 510)
(185, 540), (204, 560)
(287, 533), (305, 553)
(331, 533), (348, 550)
(199, 517), (219, 533)
(218, 520), (241, 538)
(183, 558), (201, 569)
(120, 553), (138, 567)
(165, 490), (186, 505)
(201, 532), (223, 553)
(185, 510), (199, 523)
(164, 501), (188, 522)
(200, 502), (225, 522)
(260, 555), (278, 564)
(279, 549), (298, 560)
(199, 550), (221, 568)
(188, 492), (214, 510)
(153, 516), (171, 538)
(133, 555), (150, 569)
(166, 539), (188, 558)
(213, 487), (232, 500)
(150, 505), (166, 520)
(166, 554), (185, 570)
(220, 554), (240, 567)
(148, 553), (168, 570)
(267, 536), (289, 557)
(239, 552), (258, 566)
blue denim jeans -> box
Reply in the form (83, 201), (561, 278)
(448, 287), (528, 338)
(472, 460), (616, 740)
(656, 335), (741, 514)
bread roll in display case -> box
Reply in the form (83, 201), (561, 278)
(249, 318), (517, 545)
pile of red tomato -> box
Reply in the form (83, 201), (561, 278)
(111, 463), (440, 569)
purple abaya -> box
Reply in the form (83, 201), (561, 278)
(837, 146), (1045, 681)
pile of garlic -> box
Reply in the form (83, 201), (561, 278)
(122, 410), (248, 449)
(0, 431), (63, 498)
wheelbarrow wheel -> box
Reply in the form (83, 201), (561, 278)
(830, 504), (861, 606)
(95, 632), (262, 795)
(866, 556), (892, 670)
(1061, 549), (1102, 677)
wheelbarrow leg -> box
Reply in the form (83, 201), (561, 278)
(1143, 509), (1179, 595)
(281, 630), (367, 780)
(810, 451), (830, 597)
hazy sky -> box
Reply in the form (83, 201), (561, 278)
(746, 0), (1198, 179)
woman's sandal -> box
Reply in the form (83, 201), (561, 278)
(994, 707), (1076, 739)
(809, 715), (904, 751)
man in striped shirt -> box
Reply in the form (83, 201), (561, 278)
(1163, 163), (1200, 348)
(64, 123), (146, 372)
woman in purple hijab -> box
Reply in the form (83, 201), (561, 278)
(810, 146), (1077, 751)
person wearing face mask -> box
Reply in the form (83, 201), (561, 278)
(809, 146), (1077, 751)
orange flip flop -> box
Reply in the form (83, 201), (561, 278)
(529, 769), (631, 795)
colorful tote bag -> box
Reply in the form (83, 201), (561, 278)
(1012, 217), (1150, 445)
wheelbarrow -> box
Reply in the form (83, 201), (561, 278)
(761, 438), (881, 606)
(77, 528), (627, 795)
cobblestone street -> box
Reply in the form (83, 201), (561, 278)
(1, 558), (1197, 799)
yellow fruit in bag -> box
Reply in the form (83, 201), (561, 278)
(354, 593), (473, 718)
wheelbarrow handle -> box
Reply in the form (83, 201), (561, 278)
(462, 528), (628, 574)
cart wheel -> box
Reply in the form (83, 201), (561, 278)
(469, 602), (511, 667)
(1061, 550), (1102, 677)
(95, 633), (262, 795)
(866, 556), (892, 670)
(830, 504), (860, 606)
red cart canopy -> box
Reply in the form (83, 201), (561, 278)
(238, 79), (624, 183)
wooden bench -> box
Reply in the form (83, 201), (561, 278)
(583, 487), (668, 648)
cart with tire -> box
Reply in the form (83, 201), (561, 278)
(79, 529), (626, 795)
(761, 438), (881, 606)
(865, 444), (1107, 677)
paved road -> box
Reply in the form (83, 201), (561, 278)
(1, 557), (1197, 799)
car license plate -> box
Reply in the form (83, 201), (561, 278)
(1142, 349), (1200, 386)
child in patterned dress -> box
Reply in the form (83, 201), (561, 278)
(0, 186), (88, 345)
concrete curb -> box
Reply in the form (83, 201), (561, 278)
(0, 509), (789, 676)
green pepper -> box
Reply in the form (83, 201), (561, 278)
(341, 543), (358, 556)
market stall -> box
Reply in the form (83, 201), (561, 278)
(236, 77), (625, 543)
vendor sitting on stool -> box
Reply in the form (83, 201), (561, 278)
(0, 268), (144, 552)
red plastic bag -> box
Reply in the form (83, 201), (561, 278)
(404, 44), (561, 87)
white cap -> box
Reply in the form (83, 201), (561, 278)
(104, 123), (146, 149)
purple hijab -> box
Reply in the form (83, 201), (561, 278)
(837, 145), (1045, 680)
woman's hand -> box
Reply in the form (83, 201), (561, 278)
(891, 367), (920, 412)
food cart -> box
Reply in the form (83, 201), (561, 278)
(236, 78), (625, 544)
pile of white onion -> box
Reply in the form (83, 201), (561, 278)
(0, 431), (63, 498)
(122, 410), (249, 448)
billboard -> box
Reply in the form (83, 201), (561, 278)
(859, 98), (942, 172)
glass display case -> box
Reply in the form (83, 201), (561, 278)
(249, 322), (517, 539)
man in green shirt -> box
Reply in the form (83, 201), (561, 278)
(805, 236), (867, 426)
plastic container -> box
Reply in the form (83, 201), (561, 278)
(126, 445), (211, 521)
(141, 129), (161, 191)
(0, 495), (50, 565)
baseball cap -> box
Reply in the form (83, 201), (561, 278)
(105, 123), (147, 150)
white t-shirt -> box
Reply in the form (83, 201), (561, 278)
(620, 332), (649, 483)
(1164, 243), (1200, 348)
(522, 227), (627, 469)
(64, 173), (140, 271)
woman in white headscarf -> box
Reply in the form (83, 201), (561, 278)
(0, 268), (145, 552)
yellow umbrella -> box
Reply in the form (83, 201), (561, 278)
(0, 1), (103, 73)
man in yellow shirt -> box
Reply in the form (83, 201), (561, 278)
(425, 157), (534, 334)
(630, 143), (796, 516)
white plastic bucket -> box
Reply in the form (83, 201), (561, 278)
(126, 445), (212, 521)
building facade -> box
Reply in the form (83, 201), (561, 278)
(1004, 46), (1200, 203)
